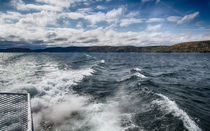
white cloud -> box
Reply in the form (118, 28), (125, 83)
(64, 7), (123, 25)
(96, 5), (106, 10)
(85, 12), (106, 25)
(35, 0), (83, 8)
(147, 18), (165, 23)
(146, 24), (162, 31)
(0, 21), (210, 48)
(0, 11), (23, 24)
(177, 11), (199, 24)
(120, 18), (142, 27)
(21, 4), (61, 11)
(62, 12), (85, 20)
(12, 0), (88, 12)
(13, 0), (62, 11)
(106, 8), (123, 18)
(126, 11), (139, 17)
(77, 8), (93, 14)
(16, 11), (58, 27)
(167, 16), (181, 22)
(11, 0), (124, 27)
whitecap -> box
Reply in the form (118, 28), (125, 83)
(100, 59), (105, 64)
(133, 67), (141, 72)
(153, 94), (202, 131)
(134, 72), (147, 78)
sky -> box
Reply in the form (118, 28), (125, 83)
(0, 0), (210, 49)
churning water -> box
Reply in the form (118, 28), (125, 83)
(0, 53), (209, 131)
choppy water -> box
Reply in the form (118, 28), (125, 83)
(0, 53), (210, 131)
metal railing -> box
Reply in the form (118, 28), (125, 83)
(0, 92), (33, 131)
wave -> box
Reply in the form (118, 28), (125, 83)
(0, 54), (95, 130)
(151, 71), (177, 77)
(0, 53), (22, 72)
(131, 67), (141, 72)
(152, 94), (202, 131)
(118, 68), (147, 83)
(1, 53), (207, 130)
(82, 90), (144, 131)
(31, 66), (94, 130)
(131, 67), (146, 78)
(100, 59), (105, 64)
(134, 72), (147, 78)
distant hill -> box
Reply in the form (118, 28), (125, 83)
(0, 40), (210, 53)
(86, 46), (142, 52)
(141, 40), (210, 52)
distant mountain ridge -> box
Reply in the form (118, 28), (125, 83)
(0, 40), (210, 53)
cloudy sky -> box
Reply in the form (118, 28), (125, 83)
(0, 0), (210, 49)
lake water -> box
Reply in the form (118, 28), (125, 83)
(0, 53), (209, 131)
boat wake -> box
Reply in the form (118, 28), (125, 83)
(0, 53), (206, 131)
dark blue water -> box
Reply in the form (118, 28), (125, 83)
(0, 53), (209, 131)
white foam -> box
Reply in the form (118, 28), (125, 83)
(153, 94), (202, 131)
(0, 54), (95, 130)
(51, 90), (142, 131)
(100, 59), (105, 64)
(133, 67), (141, 72)
(33, 93), (90, 129)
(0, 54), (142, 131)
(30, 66), (94, 129)
(134, 72), (147, 78)
(37, 98), (125, 131)
(85, 102), (123, 131)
